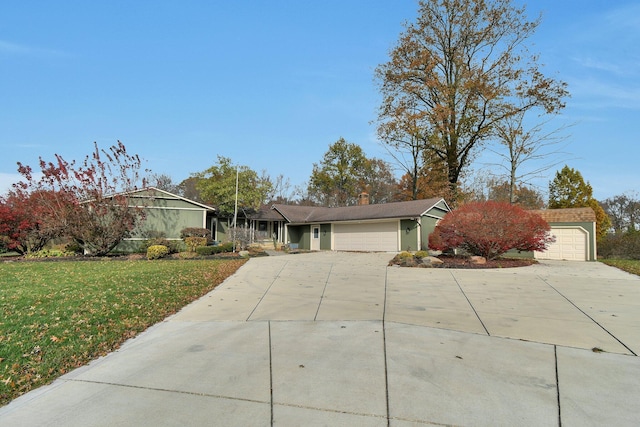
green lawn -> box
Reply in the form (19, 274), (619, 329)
(600, 259), (640, 276)
(0, 258), (246, 405)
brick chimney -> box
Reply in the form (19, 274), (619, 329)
(358, 192), (370, 205)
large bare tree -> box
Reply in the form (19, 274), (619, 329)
(601, 192), (640, 234)
(376, 0), (568, 201)
(377, 98), (428, 200)
(489, 108), (571, 204)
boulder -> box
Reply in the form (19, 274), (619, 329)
(469, 256), (486, 265)
(423, 256), (444, 266)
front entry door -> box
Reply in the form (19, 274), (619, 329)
(311, 226), (320, 250)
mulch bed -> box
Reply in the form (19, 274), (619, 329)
(388, 253), (537, 269)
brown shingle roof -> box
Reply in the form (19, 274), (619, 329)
(271, 204), (327, 223)
(272, 198), (447, 224)
(530, 207), (596, 223)
(250, 205), (290, 221)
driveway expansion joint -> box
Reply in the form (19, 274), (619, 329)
(449, 270), (490, 336)
(540, 275), (637, 356)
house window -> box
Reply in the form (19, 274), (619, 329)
(313, 227), (319, 239)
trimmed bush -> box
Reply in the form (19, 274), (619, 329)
(195, 246), (218, 256)
(24, 248), (77, 258)
(184, 236), (208, 252)
(429, 201), (554, 260)
(218, 242), (234, 252)
(414, 250), (429, 259)
(195, 242), (234, 256)
(180, 228), (211, 240)
(147, 245), (169, 260)
(142, 237), (181, 254)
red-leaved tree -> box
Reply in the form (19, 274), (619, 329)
(0, 190), (71, 254)
(11, 141), (147, 255)
(429, 201), (554, 259)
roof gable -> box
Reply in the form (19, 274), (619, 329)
(126, 187), (216, 211)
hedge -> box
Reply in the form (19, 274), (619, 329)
(195, 242), (234, 256)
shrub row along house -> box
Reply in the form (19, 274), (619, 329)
(119, 188), (597, 261)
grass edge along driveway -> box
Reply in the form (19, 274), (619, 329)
(0, 258), (246, 406)
(601, 259), (640, 277)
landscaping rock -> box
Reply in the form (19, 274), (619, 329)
(423, 256), (444, 266)
(470, 256), (487, 265)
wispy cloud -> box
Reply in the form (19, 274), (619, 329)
(570, 57), (623, 75)
(557, 3), (640, 111)
(604, 3), (640, 30)
(0, 39), (70, 58)
(568, 76), (640, 110)
(14, 143), (46, 149)
(0, 40), (30, 54)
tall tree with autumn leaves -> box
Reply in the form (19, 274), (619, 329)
(375, 0), (568, 202)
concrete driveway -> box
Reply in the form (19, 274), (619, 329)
(1, 252), (639, 426)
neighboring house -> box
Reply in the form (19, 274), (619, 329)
(250, 196), (451, 252)
(530, 207), (597, 261)
(115, 187), (217, 252)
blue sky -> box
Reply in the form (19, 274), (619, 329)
(1, 1), (638, 201)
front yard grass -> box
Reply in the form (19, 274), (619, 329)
(600, 259), (640, 276)
(0, 258), (246, 406)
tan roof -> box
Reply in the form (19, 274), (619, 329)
(272, 198), (447, 224)
(530, 207), (596, 223)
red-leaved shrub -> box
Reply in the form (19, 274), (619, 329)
(429, 201), (555, 259)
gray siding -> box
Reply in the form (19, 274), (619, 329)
(420, 215), (441, 251)
(401, 219), (419, 252)
(320, 224), (332, 250)
(288, 226), (310, 250)
(134, 208), (204, 239)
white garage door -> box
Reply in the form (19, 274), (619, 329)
(536, 228), (587, 261)
(334, 222), (398, 252)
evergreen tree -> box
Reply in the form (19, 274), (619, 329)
(549, 165), (611, 240)
(548, 166), (592, 208)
